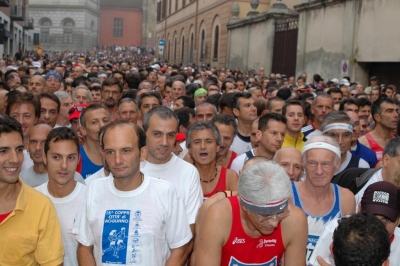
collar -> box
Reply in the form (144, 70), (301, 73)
(311, 123), (316, 130)
(13, 179), (28, 212)
(284, 132), (305, 141)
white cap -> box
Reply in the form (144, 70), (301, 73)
(32, 62), (41, 68)
(330, 78), (339, 84)
(339, 79), (350, 86)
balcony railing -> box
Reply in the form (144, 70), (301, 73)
(10, 5), (25, 21)
(23, 17), (33, 29)
(0, 0), (10, 7)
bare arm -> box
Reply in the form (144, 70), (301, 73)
(358, 136), (369, 148)
(194, 200), (229, 266)
(165, 243), (189, 266)
(340, 187), (356, 215)
(77, 243), (96, 266)
(283, 206), (308, 266)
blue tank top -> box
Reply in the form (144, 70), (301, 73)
(80, 145), (103, 179)
(291, 182), (342, 263)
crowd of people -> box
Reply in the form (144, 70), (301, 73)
(0, 51), (400, 266)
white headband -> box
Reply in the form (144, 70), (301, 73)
(322, 123), (353, 134)
(302, 142), (341, 158)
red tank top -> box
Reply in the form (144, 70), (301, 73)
(0, 211), (12, 224)
(365, 133), (384, 160)
(227, 151), (238, 169)
(221, 197), (285, 266)
(203, 167), (227, 199)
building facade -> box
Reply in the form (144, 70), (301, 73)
(28, 0), (99, 51)
(0, 0), (33, 56)
(295, 0), (400, 87)
(156, 0), (274, 68)
(99, 0), (143, 47)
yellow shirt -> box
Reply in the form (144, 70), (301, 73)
(282, 132), (306, 152)
(0, 179), (64, 266)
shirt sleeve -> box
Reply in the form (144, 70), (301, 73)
(187, 168), (203, 224)
(358, 158), (370, 169)
(35, 200), (64, 266)
(230, 155), (245, 175)
(308, 219), (337, 266)
(76, 189), (95, 247)
(166, 186), (192, 249)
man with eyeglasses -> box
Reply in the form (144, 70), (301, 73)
(291, 136), (356, 264)
(195, 160), (307, 265)
(322, 111), (369, 176)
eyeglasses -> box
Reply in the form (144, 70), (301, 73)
(252, 208), (290, 225)
(69, 105), (86, 115)
(324, 131), (352, 141)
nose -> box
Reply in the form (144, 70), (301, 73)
(268, 218), (279, 228)
(315, 163), (323, 175)
(287, 165), (294, 176)
(9, 149), (20, 164)
(61, 157), (68, 169)
(35, 142), (42, 151)
(114, 151), (123, 165)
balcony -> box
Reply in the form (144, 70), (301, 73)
(23, 17), (33, 29)
(10, 5), (25, 21)
(0, 0), (10, 7)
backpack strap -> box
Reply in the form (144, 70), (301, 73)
(354, 167), (381, 194)
(245, 150), (254, 160)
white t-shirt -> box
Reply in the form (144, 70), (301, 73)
(77, 175), (192, 266)
(141, 154), (203, 224)
(230, 149), (255, 175)
(309, 218), (400, 266)
(178, 141), (189, 159)
(36, 181), (87, 266)
(355, 169), (382, 211)
(20, 166), (85, 187)
(334, 152), (370, 176)
(306, 129), (322, 140)
(22, 150), (33, 171)
(231, 133), (252, 155)
(85, 167), (111, 187)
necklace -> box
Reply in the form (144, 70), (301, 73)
(216, 152), (228, 163)
(197, 165), (218, 183)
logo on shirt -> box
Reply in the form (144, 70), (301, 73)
(256, 239), (277, 248)
(232, 237), (246, 244)
(373, 191), (389, 204)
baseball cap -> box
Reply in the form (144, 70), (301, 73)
(339, 79), (350, 86)
(68, 104), (88, 121)
(370, 76), (378, 80)
(361, 181), (400, 222)
(330, 78), (339, 84)
(45, 70), (62, 82)
(32, 61), (41, 68)
(176, 133), (186, 142)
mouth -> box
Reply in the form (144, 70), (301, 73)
(199, 152), (209, 158)
(4, 166), (18, 174)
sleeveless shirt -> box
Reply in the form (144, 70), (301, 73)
(365, 133), (384, 160)
(204, 167), (228, 200)
(292, 182), (342, 263)
(221, 197), (285, 266)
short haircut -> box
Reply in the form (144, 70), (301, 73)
(383, 137), (400, 158)
(357, 97), (372, 108)
(38, 92), (61, 113)
(176, 95), (195, 109)
(196, 102), (218, 115)
(44, 127), (79, 155)
(221, 80), (236, 92)
(142, 105), (178, 132)
(258, 113), (287, 132)
(101, 120), (146, 150)
(371, 98), (397, 122)
(321, 111), (354, 130)
(175, 107), (195, 129)
(205, 93), (221, 111)
(282, 101), (305, 116)
(185, 83), (198, 96)
(72, 76), (88, 88)
(117, 98), (138, 113)
(0, 115), (23, 141)
(211, 114), (238, 136)
(102, 77), (123, 93)
(312, 93), (334, 107)
(186, 121), (222, 148)
(126, 73), (141, 89)
(79, 104), (108, 127)
(159, 73), (173, 88)
(332, 212), (390, 266)
(218, 93), (235, 112)
(54, 90), (71, 100)
(232, 92), (253, 110)
(137, 91), (162, 109)
(239, 161), (292, 204)
(327, 87), (343, 96)
(266, 97), (284, 112)
(254, 99), (267, 117)
(112, 70), (126, 82)
(339, 98), (359, 110)
(6, 92), (41, 118)
(73, 86), (92, 102)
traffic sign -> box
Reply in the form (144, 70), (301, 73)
(158, 39), (165, 56)
(341, 60), (349, 77)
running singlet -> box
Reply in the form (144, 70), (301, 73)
(221, 197), (285, 266)
(203, 167), (228, 200)
(292, 182), (342, 263)
(227, 151), (238, 169)
(365, 133), (384, 160)
(79, 146), (103, 179)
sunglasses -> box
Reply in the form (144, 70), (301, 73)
(69, 105), (86, 115)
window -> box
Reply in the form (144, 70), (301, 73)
(175, 0), (178, 11)
(63, 29), (72, 43)
(181, 36), (185, 61)
(213, 26), (219, 60)
(174, 37), (177, 61)
(200, 30), (205, 60)
(189, 33), (193, 62)
(63, 19), (74, 44)
(162, 0), (167, 19)
(169, 0), (172, 15)
(41, 19), (51, 26)
(40, 29), (49, 43)
(157, 2), (161, 21)
(167, 40), (170, 60)
(113, 18), (123, 37)
(33, 33), (39, 45)
(182, 0), (186, 7)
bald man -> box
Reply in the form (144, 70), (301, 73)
(171, 81), (186, 102)
(28, 75), (46, 95)
(273, 147), (304, 181)
(73, 66), (84, 79)
(20, 124), (85, 187)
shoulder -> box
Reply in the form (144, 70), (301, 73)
(281, 205), (308, 240)
(358, 135), (369, 147)
(338, 185), (356, 214)
(358, 158), (370, 168)
(226, 168), (238, 177)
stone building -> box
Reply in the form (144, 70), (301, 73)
(28, 0), (99, 51)
(295, 0), (400, 86)
(0, 0), (33, 56)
